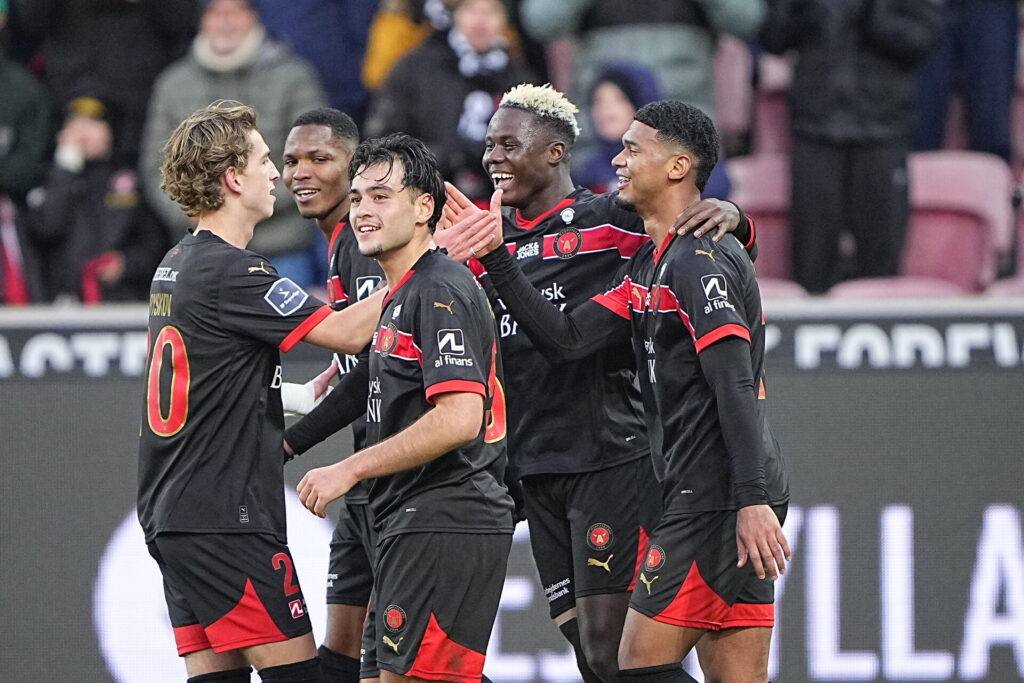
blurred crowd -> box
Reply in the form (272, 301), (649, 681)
(0, 0), (1021, 304)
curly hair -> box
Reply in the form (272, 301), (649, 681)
(633, 100), (719, 192)
(160, 101), (257, 217)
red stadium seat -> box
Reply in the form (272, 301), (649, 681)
(827, 276), (967, 298)
(751, 54), (792, 155)
(713, 36), (755, 149)
(727, 153), (792, 280)
(903, 151), (1016, 291)
(758, 277), (808, 298)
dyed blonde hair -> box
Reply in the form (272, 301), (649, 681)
(499, 83), (580, 142)
(160, 100), (257, 217)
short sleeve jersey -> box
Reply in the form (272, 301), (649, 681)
(468, 187), (651, 479)
(593, 232), (788, 515)
(138, 231), (332, 542)
(325, 221), (385, 503)
(366, 249), (514, 539)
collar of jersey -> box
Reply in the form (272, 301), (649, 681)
(514, 198), (576, 230)
(328, 220), (347, 251)
(653, 231), (677, 265)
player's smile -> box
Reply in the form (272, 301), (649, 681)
(283, 123), (351, 220)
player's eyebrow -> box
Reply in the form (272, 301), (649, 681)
(622, 136), (638, 149)
(350, 182), (397, 196)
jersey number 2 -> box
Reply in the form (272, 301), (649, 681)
(146, 326), (190, 436)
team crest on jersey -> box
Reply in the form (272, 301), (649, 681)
(383, 604), (407, 632)
(356, 275), (382, 300)
(553, 227), (583, 259)
(645, 544), (666, 572)
(587, 523), (613, 550)
(376, 323), (399, 356)
(264, 278), (309, 316)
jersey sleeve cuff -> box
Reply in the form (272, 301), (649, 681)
(425, 379), (487, 405)
(695, 323), (751, 353)
(279, 305), (333, 352)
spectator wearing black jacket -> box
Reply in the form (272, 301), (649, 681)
(27, 95), (167, 302)
(365, 0), (536, 202)
(760, 0), (944, 293)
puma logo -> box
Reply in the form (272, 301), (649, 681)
(248, 261), (272, 274)
(587, 554), (614, 573)
(695, 249), (716, 261)
(382, 635), (403, 654)
(433, 299), (455, 315)
(639, 572), (659, 595)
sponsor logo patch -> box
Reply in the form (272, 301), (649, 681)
(289, 599), (305, 619)
(356, 275), (381, 300)
(264, 278), (309, 316)
(437, 328), (465, 355)
(701, 274), (728, 302)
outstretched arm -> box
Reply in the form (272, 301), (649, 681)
(284, 356), (370, 459)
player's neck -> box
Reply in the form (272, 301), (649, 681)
(516, 172), (575, 222)
(317, 199), (351, 241)
(377, 231), (433, 290)
(194, 205), (255, 249)
(641, 189), (701, 248)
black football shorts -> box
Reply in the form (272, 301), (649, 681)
(148, 532), (313, 655)
(372, 532), (512, 683)
(327, 499), (376, 606)
(522, 456), (662, 619)
(630, 504), (788, 630)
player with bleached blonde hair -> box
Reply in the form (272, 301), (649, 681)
(436, 83), (757, 683)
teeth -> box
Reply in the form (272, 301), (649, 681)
(296, 189), (317, 196)
(491, 173), (513, 185)
(358, 225), (379, 233)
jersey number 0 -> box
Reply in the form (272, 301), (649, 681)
(146, 326), (190, 437)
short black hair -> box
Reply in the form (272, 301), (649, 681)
(633, 101), (719, 192)
(349, 133), (446, 231)
(291, 107), (359, 145)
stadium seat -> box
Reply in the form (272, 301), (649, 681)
(827, 276), (967, 298)
(985, 275), (1024, 296)
(903, 151), (1016, 292)
(751, 54), (792, 155)
(727, 153), (792, 280)
(758, 277), (808, 299)
(713, 36), (755, 153)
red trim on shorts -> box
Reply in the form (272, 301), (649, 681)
(205, 578), (289, 653)
(280, 305), (333, 352)
(653, 561), (730, 630)
(403, 612), (486, 683)
(694, 324), (751, 353)
(173, 623), (210, 656)
(627, 525), (650, 592)
(425, 379), (486, 405)
(720, 602), (775, 629)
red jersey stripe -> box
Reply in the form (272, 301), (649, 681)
(280, 305), (333, 352)
(542, 224), (649, 260)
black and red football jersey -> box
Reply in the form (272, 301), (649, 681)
(594, 232), (788, 514)
(467, 187), (651, 479)
(366, 249), (514, 538)
(325, 221), (385, 503)
(138, 231), (332, 542)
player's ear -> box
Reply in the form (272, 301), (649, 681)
(547, 141), (567, 166)
(223, 166), (243, 195)
(415, 190), (435, 227)
(668, 153), (692, 182)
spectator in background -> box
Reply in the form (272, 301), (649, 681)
(27, 95), (166, 303)
(15, 0), (197, 166)
(518, 0), (765, 129)
(141, 0), (327, 287)
(576, 62), (732, 200)
(0, 47), (50, 304)
(256, 0), (379, 126)
(365, 0), (536, 202)
(761, 0), (943, 294)
(913, 0), (1019, 163)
